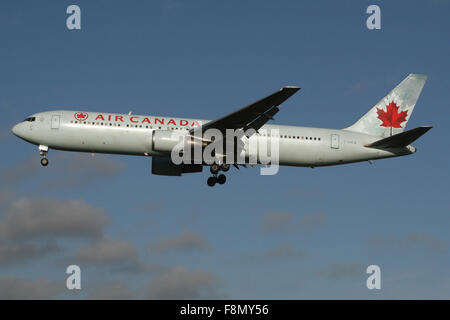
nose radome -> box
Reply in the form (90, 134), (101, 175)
(11, 123), (24, 138)
(11, 124), (19, 136)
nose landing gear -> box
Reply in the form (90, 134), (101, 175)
(40, 157), (48, 166)
(39, 145), (49, 167)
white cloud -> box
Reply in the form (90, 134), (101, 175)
(144, 266), (224, 299)
(261, 212), (293, 233)
(0, 277), (63, 299)
(0, 241), (59, 266)
(315, 263), (365, 279)
(0, 197), (108, 241)
(87, 281), (133, 300)
(149, 230), (207, 254)
(298, 212), (327, 230)
(261, 212), (327, 233)
(268, 245), (304, 259)
(369, 233), (448, 253)
(75, 238), (138, 265)
(0, 153), (124, 189)
(0, 197), (108, 266)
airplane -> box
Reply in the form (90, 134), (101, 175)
(11, 73), (431, 187)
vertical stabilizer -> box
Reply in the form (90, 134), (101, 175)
(345, 73), (427, 137)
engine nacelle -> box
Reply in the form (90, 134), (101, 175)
(152, 130), (186, 153)
(151, 157), (203, 176)
(152, 130), (207, 159)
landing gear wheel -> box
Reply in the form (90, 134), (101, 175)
(207, 176), (217, 187)
(210, 164), (220, 174)
(217, 174), (226, 185)
(41, 158), (48, 167)
(221, 164), (230, 172)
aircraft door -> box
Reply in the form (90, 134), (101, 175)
(331, 134), (339, 149)
(51, 115), (60, 129)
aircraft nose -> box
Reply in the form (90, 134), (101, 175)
(11, 123), (22, 137)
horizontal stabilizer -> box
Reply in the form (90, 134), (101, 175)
(365, 126), (432, 149)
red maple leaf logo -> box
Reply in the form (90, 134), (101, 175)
(376, 101), (407, 135)
(74, 112), (88, 121)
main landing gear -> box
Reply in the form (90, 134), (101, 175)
(207, 164), (230, 187)
(39, 145), (49, 167)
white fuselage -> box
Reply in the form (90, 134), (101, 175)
(12, 110), (414, 167)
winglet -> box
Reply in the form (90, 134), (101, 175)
(272, 86), (301, 106)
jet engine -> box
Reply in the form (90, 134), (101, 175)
(151, 130), (207, 157)
(151, 157), (203, 176)
(152, 130), (186, 153)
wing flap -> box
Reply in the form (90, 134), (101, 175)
(244, 106), (279, 132)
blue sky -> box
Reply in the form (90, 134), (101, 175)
(0, 0), (449, 299)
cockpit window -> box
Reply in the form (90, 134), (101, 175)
(24, 117), (36, 122)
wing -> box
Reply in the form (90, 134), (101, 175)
(190, 86), (300, 135)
